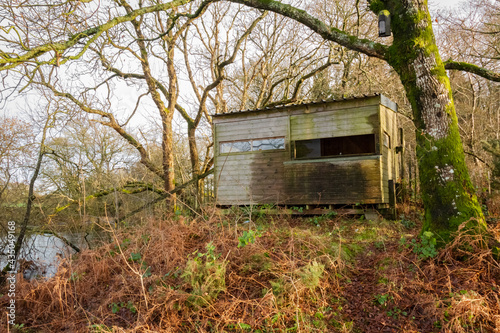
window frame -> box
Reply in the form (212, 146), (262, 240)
(383, 132), (391, 148)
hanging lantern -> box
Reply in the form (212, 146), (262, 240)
(378, 10), (391, 37)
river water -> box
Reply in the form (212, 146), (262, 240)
(1, 232), (97, 279)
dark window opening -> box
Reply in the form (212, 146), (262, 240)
(294, 134), (376, 159)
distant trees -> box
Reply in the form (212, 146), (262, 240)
(1, 103), (57, 278)
(43, 118), (133, 197)
(0, 117), (33, 204)
(38, 116), (138, 222)
(435, 0), (500, 197)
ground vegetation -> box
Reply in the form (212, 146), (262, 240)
(2, 210), (499, 332)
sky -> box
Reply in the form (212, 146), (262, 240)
(429, 0), (463, 9)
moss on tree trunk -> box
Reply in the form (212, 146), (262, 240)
(375, 0), (485, 242)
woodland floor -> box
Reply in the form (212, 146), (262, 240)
(2, 206), (499, 332)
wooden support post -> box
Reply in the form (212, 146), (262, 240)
(388, 179), (397, 219)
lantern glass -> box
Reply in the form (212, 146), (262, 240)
(378, 12), (391, 37)
(379, 20), (386, 34)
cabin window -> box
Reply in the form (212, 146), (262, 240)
(294, 134), (376, 159)
(252, 138), (285, 151)
(220, 140), (251, 153)
(220, 137), (285, 154)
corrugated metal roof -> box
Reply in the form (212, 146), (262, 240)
(211, 93), (389, 117)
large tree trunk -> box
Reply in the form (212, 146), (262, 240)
(161, 112), (176, 195)
(130, 9), (177, 204)
(187, 124), (201, 206)
(381, 0), (485, 242)
(164, 38), (178, 201)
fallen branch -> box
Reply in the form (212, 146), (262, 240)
(50, 169), (214, 217)
(37, 230), (81, 253)
(118, 195), (167, 223)
(118, 168), (215, 222)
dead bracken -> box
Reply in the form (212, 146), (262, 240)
(3, 209), (499, 332)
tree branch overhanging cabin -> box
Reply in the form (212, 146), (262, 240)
(213, 94), (403, 214)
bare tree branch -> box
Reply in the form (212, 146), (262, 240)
(36, 79), (164, 179)
(0, 0), (196, 70)
(218, 0), (387, 59)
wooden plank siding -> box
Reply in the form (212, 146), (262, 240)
(215, 116), (288, 142)
(290, 105), (379, 141)
(213, 95), (399, 207)
(379, 105), (399, 202)
(215, 150), (288, 205)
(282, 156), (383, 204)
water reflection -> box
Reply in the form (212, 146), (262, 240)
(1, 232), (92, 279)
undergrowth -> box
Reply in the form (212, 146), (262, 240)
(2, 208), (499, 332)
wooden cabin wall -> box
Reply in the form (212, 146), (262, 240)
(214, 115), (290, 205)
(282, 156), (383, 204)
(380, 105), (399, 203)
(214, 99), (395, 206)
(214, 116), (288, 141)
(215, 150), (290, 204)
(290, 105), (379, 142)
(284, 103), (384, 204)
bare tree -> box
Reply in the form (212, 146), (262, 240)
(223, 10), (339, 110)
(0, 117), (33, 203)
(0, 101), (59, 281)
(435, 0), (500, 196)
(1, 0), (269, 212)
